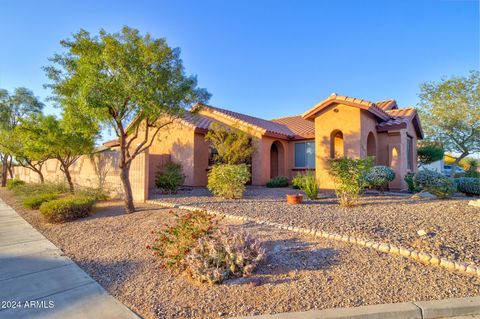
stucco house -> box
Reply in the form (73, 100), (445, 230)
(14, 93), (423, 200)
(107, 93), (423, 192)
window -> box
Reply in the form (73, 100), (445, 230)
(294, 141), (315, 168)
(407, 136), (413, 170)
(208, 147), (218, 166)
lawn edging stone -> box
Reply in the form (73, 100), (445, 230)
(147, 199), (480, 278)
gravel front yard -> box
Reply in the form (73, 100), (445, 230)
(2, 188), (480, 319)
(151, 187), (480, 265)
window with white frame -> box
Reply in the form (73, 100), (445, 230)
(294, 141), (315, 168)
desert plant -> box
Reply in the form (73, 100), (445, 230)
(75, 187), (109, 201)
(39, 195), (96, 223)
(464, 158), (480, 178)
(6, 179), (25, 190)
(207, 164), (250, 199)
(155, 162), (185, 194)
(417, 141), (444, 166)
(404, 172), (422, 193)
(300, 172), (319, 200)
(413, 169), (456, 198)
(147, 210), (216, 269)
(184, 227), (265, 284)
(365, 166), (396, 193)
(291, 173), (306, 189)
(455, 177), (480, 196)
(266, 176), (289, 188)
(328, 157), (374, 207)
(12, 182), (68, 198)
(23, 193), (59, 209)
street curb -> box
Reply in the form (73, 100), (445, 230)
(227, 296), (480, 319)
(147, 200), (480, 278)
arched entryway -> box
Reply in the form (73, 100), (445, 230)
(367, 132), (376, 160)
(270, 141), (285, 178)
(330, 130), (344, 158)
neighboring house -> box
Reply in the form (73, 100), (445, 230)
(107, 93), (423, 192)
(420, 159), (444, 173)
(14, 93), (423, 200)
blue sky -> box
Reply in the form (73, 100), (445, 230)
(0, 0), (478, 142)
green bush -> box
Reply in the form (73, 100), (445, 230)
(12, 182), (68, 197)
(365, 166), (396, 192)
(266, 176), (289, 188)
(291, 173), (306, 189)
(76, 188), (108, 201)
(155, 163), (185, 194)
(455, 177), (480, 196)
(300, 172), (319, 200)
(23, 193), (59, 209)
(185, 228), (265, 284)
(413, 169), (456, 198)
(207, 164), (250, 199)
(39, 195), (96, 223)
(404, 172), (422, 193)
(329, 157), (374, 207)
(6, 179), (25, 190)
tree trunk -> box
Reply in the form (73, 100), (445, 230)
(37, 170), (44, 184)
(1, 155), (7, 187)
(451, 153), (468, 177)
(120, 164), (135, 213)
(63, 166), (74, 193)
(7, 155), (13, 178)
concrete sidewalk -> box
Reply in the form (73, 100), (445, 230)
(0, 199), (140, 319)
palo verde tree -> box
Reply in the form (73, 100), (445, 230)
(31, 114), (96, 192)
(418, 71), (480, 176)
(0, 88), (44, 186)
(45, 26), (210, 213)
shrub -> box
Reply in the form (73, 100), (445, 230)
(39, 195), (96, 223)
(12, 182), (68, 197)
(300, 172), (319, 200)
(465, 159), (480, 178)
(6, 179), (25, 190)
(266, 176), (289, 188)
(329, 157), (374, 207)
(417, 141), (444, 166)
(155, 163), (185, 194)
(455, 177), (480, 196)
(23, 193), (59, 209)
(185, 228), (265, 284)
(291, 173), (306, 189)
(404, 172), (422, 193)
(413, 169), (456, 198)
(207, 164), (250, 199)
(365, 166), (396, 193)
(148, 210), (216, 269)
(76, 187), (109, 201)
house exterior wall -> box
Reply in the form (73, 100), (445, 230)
(312, 103), (362, 189)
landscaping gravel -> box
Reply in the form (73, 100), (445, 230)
(2, 188), (480, 319)
(152, 187), (480, 265)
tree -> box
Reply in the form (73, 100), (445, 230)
(45, 26), (210, 213)
(418, 71), (480, 176)
(417, 141), (445, 166)
(0, 88), (43, 186)
(13, 115), (53, 183)
(31, 115), (96, 192)
(204, 123), (255, 164)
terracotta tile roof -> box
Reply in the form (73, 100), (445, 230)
(302, 94), (392, 121)
(194, 104), (294, 138)
(271, 115), (315, 139)
(378, 107), (424, 138)
(376, 99), (398, 110)
(176, 112), (218, 131)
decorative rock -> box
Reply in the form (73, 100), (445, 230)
(466, 265), (477, 275)
(468, 199), (480, 207)
(477, 266), (480, 277)
(287, 226), (293, 231)
(417, 229), (427, 236)
(429, 256), (440, 265)
(378, 244), (390, 253)
(454, 262), (467, 272)
(418, 252), (432, 263)
(389, 245), (400, 255)
(410, 251), (419, 260)
(334, 234), (342, 241)
(371, 243), (380, 250)
(341, 235), (349, 242)
(365, 241), (374, 248)
(399, 248), (411, 257)
(440, 258), (456, 270)
(357, 239), (366, 246)
(349, 237), (357, 244)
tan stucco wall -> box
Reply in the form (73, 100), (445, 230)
(13, 150), (149, 201)
(312, 103), (363, 189)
